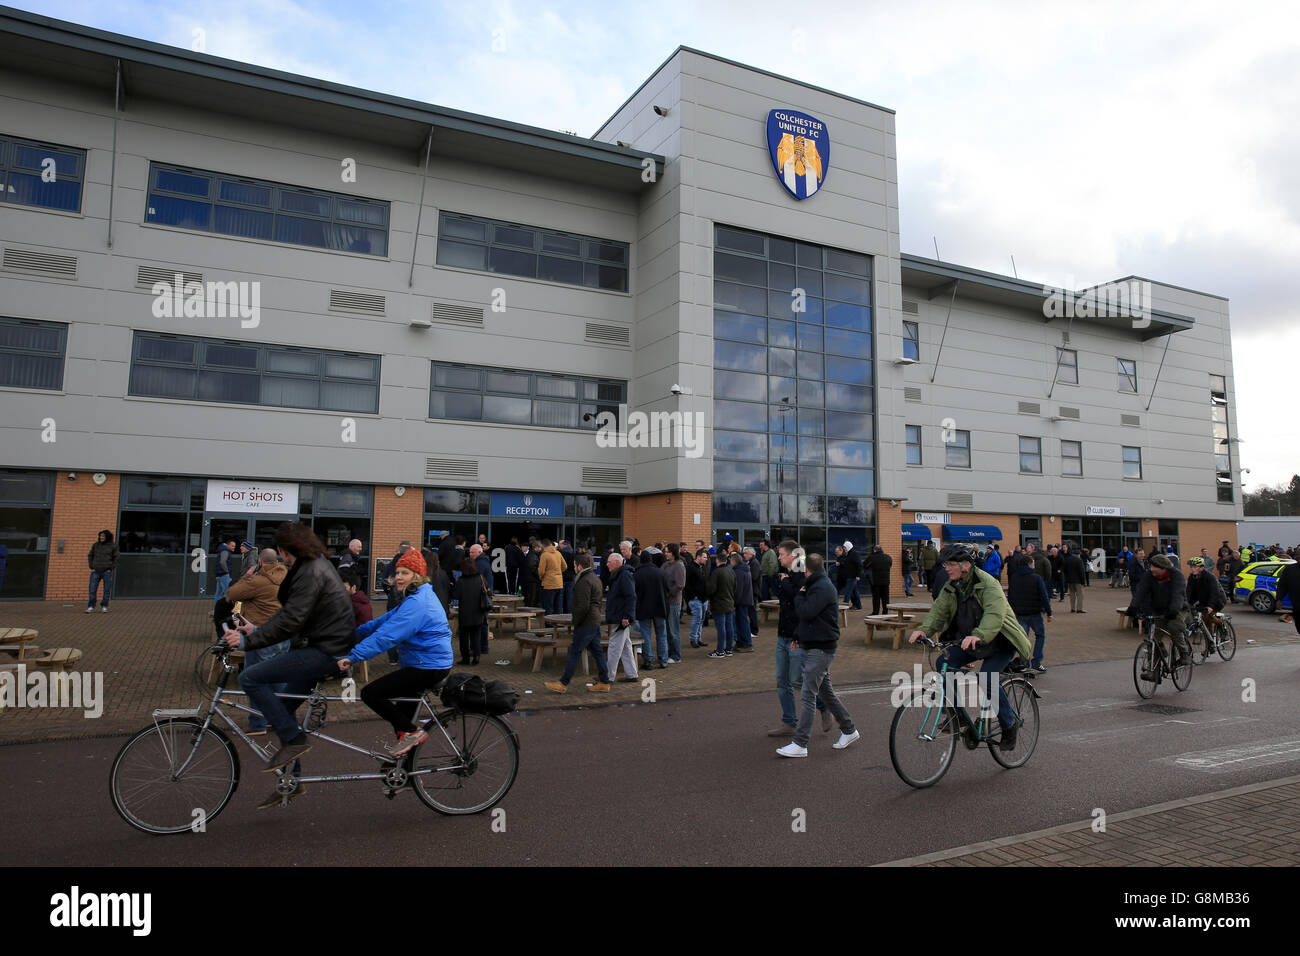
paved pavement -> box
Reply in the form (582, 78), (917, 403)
(0, 586), (1295, 744)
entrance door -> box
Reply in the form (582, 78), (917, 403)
(203, 514), (295, 595)
(713, 525), (766, 550)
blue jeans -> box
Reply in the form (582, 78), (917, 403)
(666, 603), (682, 659)
(213, 573), (231, 603)
(714, 611), (735, 653)
(734, 607), (752, 648)
(639, 617), (667, 663)
(689, 599), (705, 644)
(775, 636), (825, 726)
(937, 643), (1017, 731)
(88, 569), (113, 608)
(840, 577), (861, 609)
(239, 646), (337, 746)
(561, 625), (609, 685)
(243, 639), (290, 730)
(542, 589), (563, 614)
(1017, 614), (1046, 667)
(903, 572), (915, 596)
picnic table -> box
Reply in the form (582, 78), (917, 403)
(488, 610), (541, 634)
(885, 602), (931, 620)
(759, 600), (781, 624)
(0, 627), (40, 662)
(542, 614), (574, 641)
(492, 594), (525, 610)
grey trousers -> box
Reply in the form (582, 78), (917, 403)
(794, 647), (855, 747)
(606, 625), (639, 680)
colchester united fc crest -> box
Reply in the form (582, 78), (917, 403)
(766, 108), (829, 200)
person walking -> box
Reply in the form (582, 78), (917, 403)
(663, 543), (686, 663)
(1006, 554), (1052, 674)
(706, 550), (737, 658)
(837, 541), (862, 610)
(901, 546), (917, 597)
(731, 552), (755, 652)
(920, 540), (938, 587)
(87, 529), (118, 612)
(604, 552), (639, 682)
(776, 554), (859, 757)
(1064, 545), (1087, 613)
(865, 544), (893, 615)
(545, 550), (611, 693)
(767, 541), (830, 739)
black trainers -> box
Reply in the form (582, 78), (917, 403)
(998, 722), (1019, 752)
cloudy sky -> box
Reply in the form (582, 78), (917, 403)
(16, 0), (1298, 487)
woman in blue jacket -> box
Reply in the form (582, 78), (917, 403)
(337, 549), (453, 757)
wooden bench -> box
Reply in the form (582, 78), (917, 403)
(864, 618), (910, 650)
(514, 632), (558, 672)
(759, 600), (781, 625)
(1116, 607), (1134, 630)
(34, 648), (83, 672)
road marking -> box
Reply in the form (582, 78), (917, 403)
(1161, 737), (1300, 772)
(1050, 715), (1254, 745)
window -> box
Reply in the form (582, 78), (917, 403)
(1055, 348), (1078, 385)
(902, 321), (919, 361)
(945, 429), (971, 468)
(429, 361), (625, 430)
(1118, 358), (1138, 393)
(0, 317), (67, 390)
(905, 424), (922, 465)
(1019, 436), (1042, 474)
(145, 163), (389, 256)
(437, 211), (628, 292)
(1061, 439), (1083, 476)
(129, 332), (380, 413)
(1211, 374), (1232, 502)
(1122, 445), (1142, 480)
(0, 135), (85, 212)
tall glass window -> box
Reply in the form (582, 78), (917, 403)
(713, 225), (874, 551)
(0, 469), (53, 599)
(1211, 374), (1232, 502)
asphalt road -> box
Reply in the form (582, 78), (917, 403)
(3, 641), (1298, 866)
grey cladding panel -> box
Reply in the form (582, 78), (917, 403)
(138, 264), (202, 288)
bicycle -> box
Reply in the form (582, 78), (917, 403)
(1132, 615), (1193, 699)
(111, 641), (520, 834)
(1188, 608), (1237, 663)
(889, 636), (1041, 789)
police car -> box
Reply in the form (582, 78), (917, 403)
(1234, 559), (1296, 613)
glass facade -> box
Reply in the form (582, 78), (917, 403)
(712, 225), (874, 554)
(0, 469), (53, 599)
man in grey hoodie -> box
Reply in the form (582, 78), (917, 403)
(87, 529), (118, 612)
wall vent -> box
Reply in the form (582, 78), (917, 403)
(425, 457), (478, 481)
(431, 302), (485, 329)
(137, 265), (202, 288)
(904, 386), (923, 403)
(901, 300), (920, 315)
(1121, 414), (1141, 427)
(1058, 406), (1081, 420)
(329, 290), (386, 315)
(585, 322), (631, 346)
(2, 248), (77, 278)
(1017, 401), (1041, 415)
(581, 466), (629, 488)
(946, 492), (975, 510)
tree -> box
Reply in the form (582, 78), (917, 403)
(1243, 474), (1300, 516)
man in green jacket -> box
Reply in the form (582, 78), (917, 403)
(759, 539), (780, 600)
(908, 544), (1032, 752)
(919, 540), (939, 587)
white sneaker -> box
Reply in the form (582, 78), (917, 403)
(85, 607), (94, 614)
(776, 742), (808, 758)
(833, 730), (860, 750)
(101, 606), (109, 613)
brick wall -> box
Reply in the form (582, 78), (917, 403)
(877, 498), (905, 572)
(624, 491), (711, 548)
(1178, 519), (1238, 562)
(46, 473), (121, 601)
(372, 485), (422, 590)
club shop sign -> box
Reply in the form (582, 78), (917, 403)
(205, 480), (299, 513)
(766, 108), (830, 200)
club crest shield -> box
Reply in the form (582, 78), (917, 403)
(766, 109), (829, 200)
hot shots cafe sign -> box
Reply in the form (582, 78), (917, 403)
(205, 479), (300, 514)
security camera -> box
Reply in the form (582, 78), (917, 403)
(653, 105), (669, 117)
(66, 472), (77, 482)
(670, 384), (683, 395)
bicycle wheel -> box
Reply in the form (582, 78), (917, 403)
(1215, 620), (1237, 661)
(989, 678), (1040, 769)
(411, 712), (519, 815)
(1170, 636), (1194, 691)
(889, 695), (959, 788)
(110, 719), (240, 834)
(1187, 622), (1207, 661)
(1133, 640), (1157, 699)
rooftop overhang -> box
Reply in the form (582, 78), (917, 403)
(901, 254), (1195, 341)
(0, 6), (664, 194)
